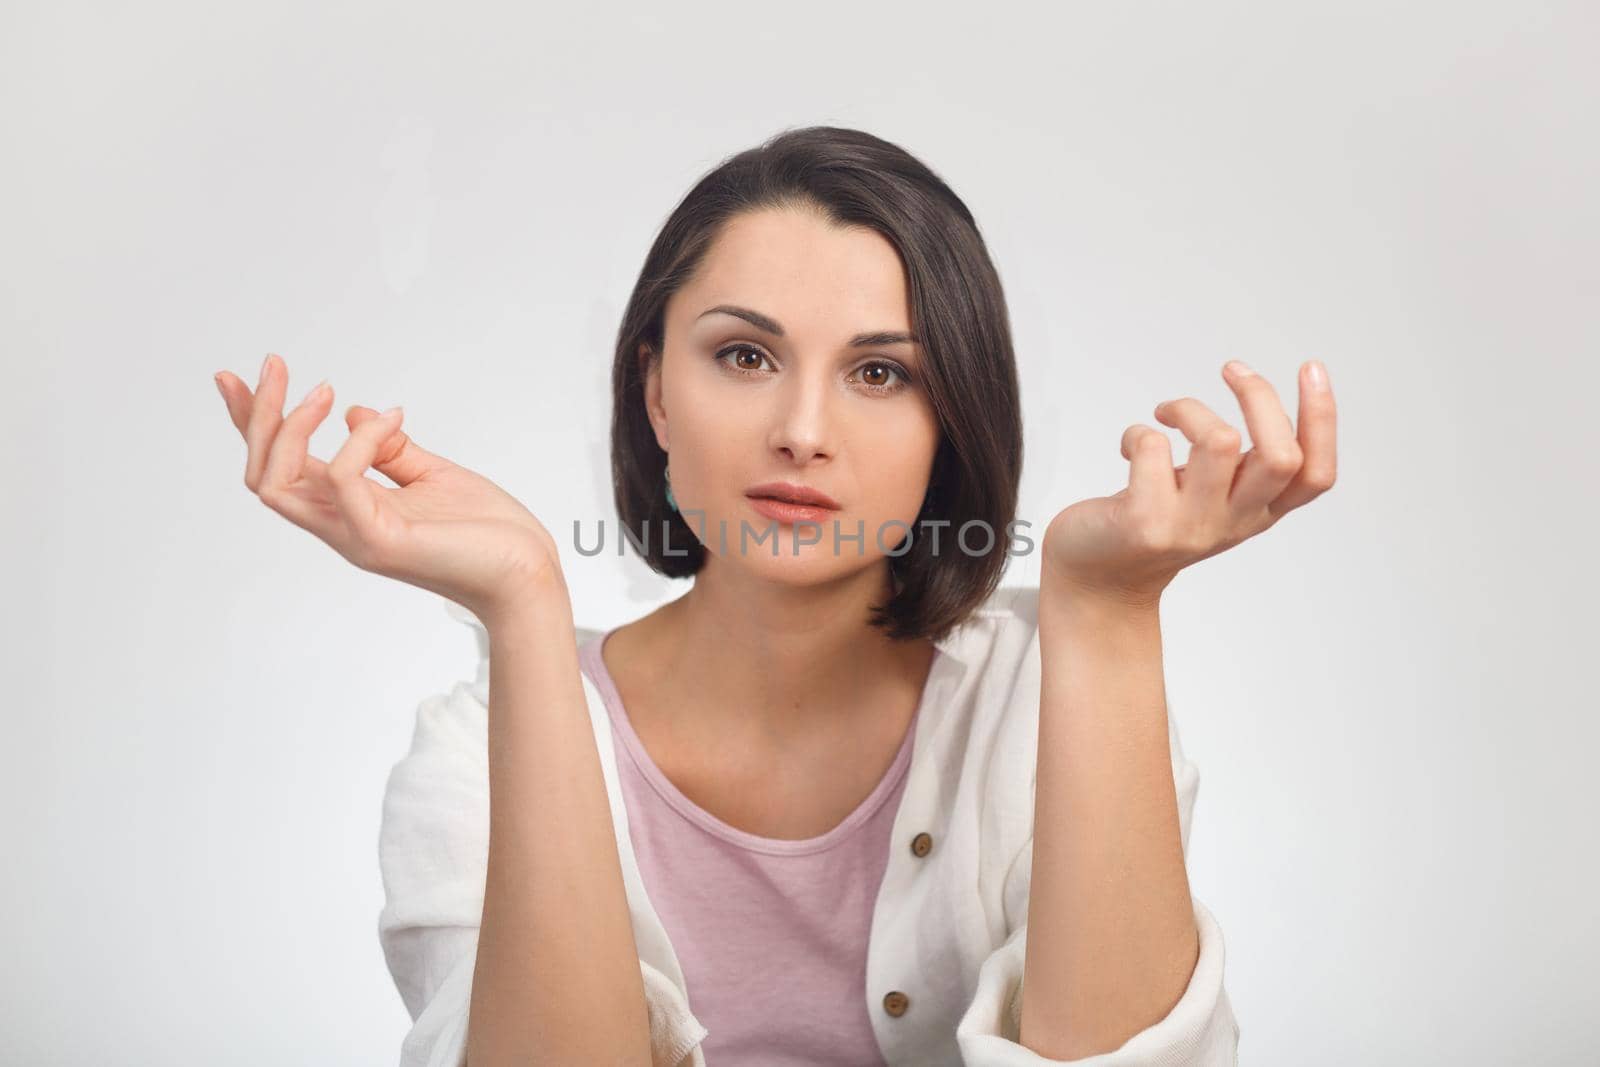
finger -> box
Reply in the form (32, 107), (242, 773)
(343, 403), (450, 487)
(214, 371), (252, 435)
(1269, 360), (1337, 518)
(1119, 424), (1178, 512)
(243, 354), (289, 491)
(1151, 396), (1241, 510)
(1218, 361), (1303, 515)
(327, 405), (407, 546)
(260, 379), (335, 504)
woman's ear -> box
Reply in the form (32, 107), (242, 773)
(640, 342), (669, 452)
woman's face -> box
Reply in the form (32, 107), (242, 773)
(642, 205), (940, 587)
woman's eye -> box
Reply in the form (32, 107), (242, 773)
(860, 362), (901, 389)
(716, 344), (771, 374)
(857, 361), (910, 393)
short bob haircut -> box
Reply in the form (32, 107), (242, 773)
(610, 125), (1023, 644)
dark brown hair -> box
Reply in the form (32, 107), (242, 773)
(610, 125), (1023, 643)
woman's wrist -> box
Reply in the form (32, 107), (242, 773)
(479, 565), (574, 638)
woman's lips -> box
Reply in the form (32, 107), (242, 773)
(745, 496), (840, 526)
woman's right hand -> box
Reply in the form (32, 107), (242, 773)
(215, 353), (566, 625)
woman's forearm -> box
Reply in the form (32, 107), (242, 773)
(1018, 588), (1199, 1059)
(468, 581), (654, 1066)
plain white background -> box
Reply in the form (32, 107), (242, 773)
(4, 1), (1595, 1063)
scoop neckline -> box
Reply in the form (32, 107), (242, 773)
(577, 627), (934, 857)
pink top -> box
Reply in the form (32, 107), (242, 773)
(577, 628), (924, 1066)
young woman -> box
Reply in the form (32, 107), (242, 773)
(214, 126), (1335, 1066)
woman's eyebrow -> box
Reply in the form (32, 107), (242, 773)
(697, 304), (919, 347)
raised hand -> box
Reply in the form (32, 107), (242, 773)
(1041, 359), (1337, 608)
(214, 353), (564, 624)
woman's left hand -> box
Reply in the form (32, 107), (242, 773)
(1040, 359), (1338, 610)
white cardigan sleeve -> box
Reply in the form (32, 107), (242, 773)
(954, 706), (1240, 1065)
(376, 614), (709, 1067)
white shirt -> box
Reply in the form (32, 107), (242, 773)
(378, 584), (1239, 1065)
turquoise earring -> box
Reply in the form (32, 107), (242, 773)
(664, 461), (678, 513)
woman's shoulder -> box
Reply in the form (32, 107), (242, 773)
(967, 583), (1040, 632)
(941, 583), (1041, 683)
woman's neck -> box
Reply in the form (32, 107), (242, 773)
(612, 565), (935, 746)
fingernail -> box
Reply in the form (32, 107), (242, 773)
(213, 373), (227, 400)
(260, 353), (274, 382)
(1225, 360), (1255, 377)
(1307, 360), (1327, 390)
(300, 378), (329, 405)
(380, 405), (403, 419)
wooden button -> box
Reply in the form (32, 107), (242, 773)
(882, 990), (910, 1017)
(910, 832), (933, 857)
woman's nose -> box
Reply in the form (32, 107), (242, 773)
(767, 372), (834, 464)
